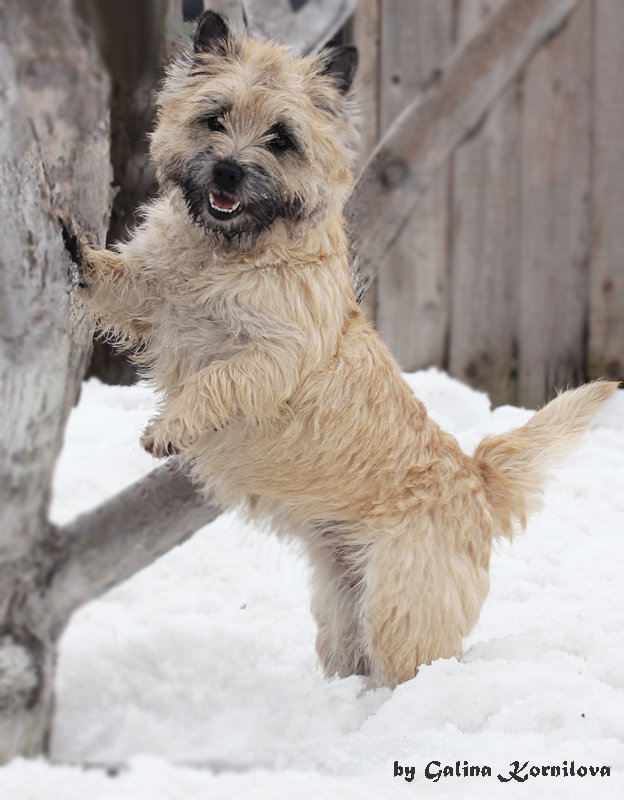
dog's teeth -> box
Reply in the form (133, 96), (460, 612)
(209, 193), (240, 213)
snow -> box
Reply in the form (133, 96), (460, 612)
(1, 370), (623, 799)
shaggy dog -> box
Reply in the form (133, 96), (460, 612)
(78, 11), (617, 686)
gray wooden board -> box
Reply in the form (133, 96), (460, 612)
(449, 0), (521, 406)
(518, 0), (592, 407)
(347, 0), (380, 323)
(375, 0), (454, 371)
(589, 0), (624, 382)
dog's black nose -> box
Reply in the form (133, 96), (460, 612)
(213, 160), (244, 192)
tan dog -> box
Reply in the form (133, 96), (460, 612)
(79, 11), (617, 687)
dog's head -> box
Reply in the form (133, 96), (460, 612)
(151, 11), (358, 247)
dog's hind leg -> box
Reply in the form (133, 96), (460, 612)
(306, 526), (370, 678)
(360, 526), (491, 686)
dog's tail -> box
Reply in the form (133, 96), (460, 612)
(473, 381), (618, 539)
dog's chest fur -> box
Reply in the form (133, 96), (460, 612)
(167, 280), (246, 354)
(127, 201), (268, 390)
(147, 272), (256, 391)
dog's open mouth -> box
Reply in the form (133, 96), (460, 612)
(209, 191), (242, 219)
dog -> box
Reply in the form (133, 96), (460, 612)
(78, 10), (617, 687)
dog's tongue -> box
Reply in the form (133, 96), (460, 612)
(212, 192), (237, 211)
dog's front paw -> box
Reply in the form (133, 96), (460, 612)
(75, 234), (99, 289)
(140, 418), (188, 458)
(141, 425), (178, 458)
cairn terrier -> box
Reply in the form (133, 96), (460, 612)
(78, 11), (617, 687)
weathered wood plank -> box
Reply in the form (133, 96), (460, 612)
(518, 0), (592, 407)
(347, 0), (582, 309)
(346, 0), (380, 323)
(375, 0), (454, 370)
(449, 0), (522, 405)
(589, 0), (624, 383)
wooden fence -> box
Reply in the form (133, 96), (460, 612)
(347, 0), (623, 407)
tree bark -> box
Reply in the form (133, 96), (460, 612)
(0, 0), (112, 761)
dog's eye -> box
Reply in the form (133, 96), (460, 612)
(205, 116), (226, 132)
(268, 132), (295, 154)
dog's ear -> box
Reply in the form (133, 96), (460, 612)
(194, 10), (230, 55)
(318, 46), (358, 95)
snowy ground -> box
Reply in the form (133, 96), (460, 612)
(1, 371), (623, 799)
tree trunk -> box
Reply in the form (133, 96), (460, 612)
(0, 0), (112, 760)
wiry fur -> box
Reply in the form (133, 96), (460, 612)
(79, 13), (618, 687)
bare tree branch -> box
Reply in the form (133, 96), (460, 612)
(46, 460), (220, 632)
(49, 0), (580, 625)
(346, 0), (581, 301)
